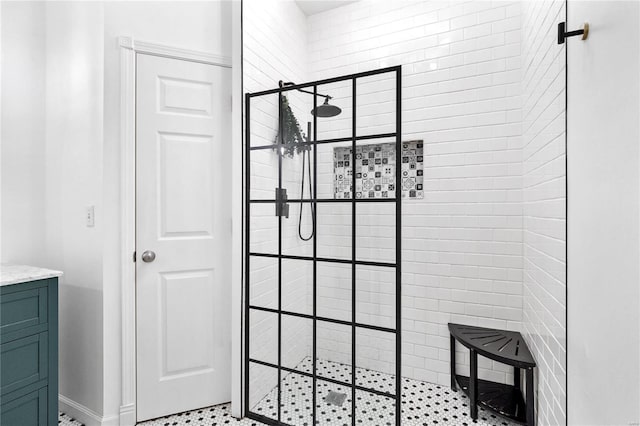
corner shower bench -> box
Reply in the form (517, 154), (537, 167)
(448, 323), (536, 426)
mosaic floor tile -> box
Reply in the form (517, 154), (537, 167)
(250, 357), (518, 426)
(137, 404), (259, 426)
(59, 412), (84, 426)
(60, 357), (518, 426)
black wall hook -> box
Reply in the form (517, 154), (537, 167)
(558, 22), (589, 44)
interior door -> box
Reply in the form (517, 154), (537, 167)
(136, 53), (231, 421)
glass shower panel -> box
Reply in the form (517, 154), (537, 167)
(316, 202), (351, 261)
(279, 372), (313, 426)
(356, 264), (396, 330)
(281, 315), (313, 374)
(356, 202), (396, 264)
(281, 201), (314, 257)
(248, 363), (278, 422)
(355, 73), (396, 137)
(315, 80), (353, 142)
(317, 261), (352, 322)
(249, 255), (278, 310)
(281, 258), (313, 316)
(249, 310), (278, 365)
(316, 140), (352, 200)
(245, 66), (401, 426)
(249, 203), (278, 255)
(316, 321), (352, 383)
(355, 328), (396, 395)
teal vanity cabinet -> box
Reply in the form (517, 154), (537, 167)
(0, 266), (60, 426)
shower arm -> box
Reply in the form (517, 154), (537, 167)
(278, 80), (332, 100)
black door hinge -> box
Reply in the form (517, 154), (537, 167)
(133, 251), (136, 262)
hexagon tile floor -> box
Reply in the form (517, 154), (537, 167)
(60, 358), (518, 426)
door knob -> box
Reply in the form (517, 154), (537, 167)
(141, 250), (156, 263)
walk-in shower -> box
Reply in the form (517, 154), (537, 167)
(245, 66), (402, 425)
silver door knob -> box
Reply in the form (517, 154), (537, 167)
(141, 250), (156, 263)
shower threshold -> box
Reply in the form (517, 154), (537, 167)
(250, 358), (518, 426)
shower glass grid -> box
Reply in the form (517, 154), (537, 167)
(245, 66), (402, 426)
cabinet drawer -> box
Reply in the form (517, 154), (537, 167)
(1, 386), (47, 426)
(0, 285), (48, 335)
(1, 333), (48, 395)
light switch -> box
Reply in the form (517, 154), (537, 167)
(86, 206), (95, 227)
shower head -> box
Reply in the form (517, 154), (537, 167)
(311, 97), (342, 118)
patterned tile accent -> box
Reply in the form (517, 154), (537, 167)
(334, 141), (424, 199)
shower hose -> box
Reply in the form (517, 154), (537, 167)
(298, 147), (315, 241)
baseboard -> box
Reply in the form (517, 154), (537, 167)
(59, 395), (119, 426)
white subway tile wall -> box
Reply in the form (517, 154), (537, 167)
(244, 0), (312, 408)
(521, 1), (566, 425)
(307, 0), (524, 386)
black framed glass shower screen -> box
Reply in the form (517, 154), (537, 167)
(245, 66), (402, 426)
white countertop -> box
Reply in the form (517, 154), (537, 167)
(0, 264), (63, 287)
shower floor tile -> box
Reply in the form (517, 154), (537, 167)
(249, 357), (518, 426)
(60, 358), (518, 426)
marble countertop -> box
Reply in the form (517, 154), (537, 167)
(0, 264), (63, 287)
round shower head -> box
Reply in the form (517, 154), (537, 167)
(311, 97), (342, 118)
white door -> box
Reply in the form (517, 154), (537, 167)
(136, 53), (231, 421)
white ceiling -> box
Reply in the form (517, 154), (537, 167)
(295, 0), (359, 16)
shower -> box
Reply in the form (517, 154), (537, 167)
(246, 66), (402, 426)
(277, 80), (342, 241)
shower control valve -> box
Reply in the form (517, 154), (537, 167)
(275, 187), (290, 218)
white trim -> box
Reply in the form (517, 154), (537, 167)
(230, 0), (244, 417)
(118, 37), (231, 68)
(119, 41), (137, 426)
(119, 38), (237, 425)
(60, 395), (119, 426)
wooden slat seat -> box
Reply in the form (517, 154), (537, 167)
(448, 323), (536, 425)
(448, 323), (535, 368)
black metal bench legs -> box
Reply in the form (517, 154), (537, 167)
(448, 323), (537, 426)
(450, 334), (456, 391)
(526, 367), (534, 426)
(469, 349), (478, 420)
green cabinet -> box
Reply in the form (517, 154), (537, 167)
(0, 278), (58, 426)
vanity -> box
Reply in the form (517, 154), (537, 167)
(0, 265), (61, 425)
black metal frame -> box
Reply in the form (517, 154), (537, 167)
(245, 66), (402, 426)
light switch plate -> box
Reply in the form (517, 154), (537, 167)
(86, 206), (95, 227)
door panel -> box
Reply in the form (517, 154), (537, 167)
(136, 53), (231, 421)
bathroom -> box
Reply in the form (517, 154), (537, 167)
(0, 0), (638, 425)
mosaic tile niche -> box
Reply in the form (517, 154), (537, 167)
(333, 140), (424, 199)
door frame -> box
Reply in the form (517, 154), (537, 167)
(118, 37), (235, 425)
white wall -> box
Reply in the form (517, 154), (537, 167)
(0, 1), (46, 264)
(567, 1), (640, 425)
(43, 1), (106, 420)
(521, 1), (566, 424)
(307, 0), (524, 386)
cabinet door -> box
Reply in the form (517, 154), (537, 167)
(0, 284), (48, 335)
(1, 332), (48, 395)
(1, 387), (47, 426)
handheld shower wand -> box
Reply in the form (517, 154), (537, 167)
(298, 122), (315, 241)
